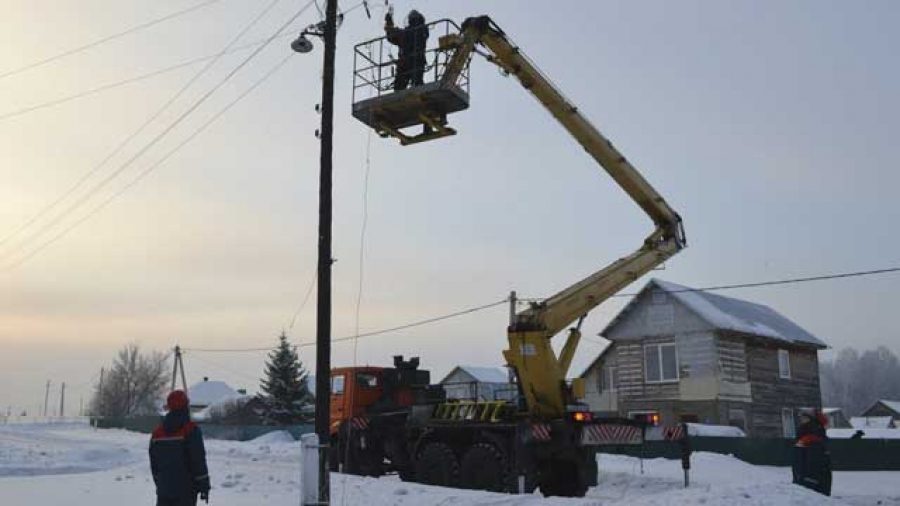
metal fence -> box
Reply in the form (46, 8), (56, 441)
(91, 416), (313, 442)
(599, 436), (900, 471)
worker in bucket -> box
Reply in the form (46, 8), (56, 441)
(791, 409), (832, 496)
(384, 8), (429, 91)
(150, 390), (211, 505)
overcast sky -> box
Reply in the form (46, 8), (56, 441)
(1, 0), (898, 413)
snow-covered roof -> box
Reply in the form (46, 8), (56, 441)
(850, 416), (894, 429)
(441, 366), (509, 384)
(605, 279), (826, 348)
(875, 400), (900, 414)
(822, 407), (842, 415)
(188, 380), (239, 407)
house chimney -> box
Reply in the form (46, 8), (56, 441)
(203, 377), (208, 382)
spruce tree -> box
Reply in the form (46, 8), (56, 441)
(259, 332), (311, 423)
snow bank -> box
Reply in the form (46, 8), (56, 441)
(686, 423), (746, 438)
(829, 428), (900, 439)
(250, 430), (296, 444)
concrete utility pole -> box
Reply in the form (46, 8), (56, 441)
(314, 0), (338, 503)
(171, 345), (188, 392)
(59, 382), (66, 419)
(43, 380), (51, 418)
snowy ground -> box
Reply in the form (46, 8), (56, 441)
(1, 422), (898, 505)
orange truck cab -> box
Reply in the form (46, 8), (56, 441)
(329, 356), (440, 436)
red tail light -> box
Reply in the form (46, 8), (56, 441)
(571, 411), (593, 422)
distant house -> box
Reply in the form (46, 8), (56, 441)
(822, 407), (851, 429)
(188, 378), (240, 414)
(850, 416), (895, 429)
(579, 279), (827, 438)
(439, 366), (515, 402)
(860, 400), (900, 425)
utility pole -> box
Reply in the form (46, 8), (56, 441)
(171, 345), (187, 392)
(59, 382), (66, 419)
(314, 0), (338, 503)
(43, 380), (51, 418)
(98, 367), (105, 417)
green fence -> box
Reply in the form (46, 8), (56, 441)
(92, 416), (313, 442)
(599, 437), (900, 471)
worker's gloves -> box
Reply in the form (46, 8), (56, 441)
(385, 12), (393, 25)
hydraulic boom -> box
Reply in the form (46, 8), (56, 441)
(440, 16), (687, 418)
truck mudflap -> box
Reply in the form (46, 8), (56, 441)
(579, 422), (643, 446)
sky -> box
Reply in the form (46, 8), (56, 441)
(1, 0), (898, 413)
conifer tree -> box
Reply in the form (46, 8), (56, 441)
(259, 332), (311, 423)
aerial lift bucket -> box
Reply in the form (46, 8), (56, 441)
(351, 19), (470, 145)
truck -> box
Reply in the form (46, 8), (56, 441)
(337, 15), (687, 496)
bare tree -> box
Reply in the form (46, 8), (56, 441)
(821, 346), (900, 416)
(90, 344), (169, 417)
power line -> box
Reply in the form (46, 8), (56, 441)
(0, 0), (285, 255)
(2, 52), (296, 272)
(0, 32), (299, 123)
(185, 298), (510, 353)
(519, 266), (900, 302)
(0, 0), (225, 81)
(1, 3), (316, 269)
(186, 265), (900, 354)
(288, 270), (318, 330)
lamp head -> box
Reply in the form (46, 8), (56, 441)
(291, 34), (314, 53)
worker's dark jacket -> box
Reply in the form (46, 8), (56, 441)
(386, 21), (429, 82)
(792, 419), (832, 496)
(149, 409), (211, 504)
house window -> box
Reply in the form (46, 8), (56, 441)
(644, 343), (679, 383)
(782, 408), (796, 438)
(778, 349), (791, 379)
(600, 366), (618, 392)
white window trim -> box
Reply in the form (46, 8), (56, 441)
(644, 343), (680, 384)
(606, 366), (618, 392)
(778, 349), (791, 379)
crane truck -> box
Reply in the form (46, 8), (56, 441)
(337, 16), (687, 497)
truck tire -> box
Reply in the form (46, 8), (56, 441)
(539, 460), (588, 497)
(415, 442), (459, 487)
(460, 443), (508, 492)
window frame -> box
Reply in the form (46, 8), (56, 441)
(644, 342), (680, 384)
(782, 407), (796, 438)
(331, 374), (345, 395)
(778, 349), (791, 379)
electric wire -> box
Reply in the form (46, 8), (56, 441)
(0, 0), (285, 254)
(1, 2), (315, 269)
(288, 270), (319, 331)
(184, 298), (510, 353)
(517, 267), (900, 303)
(0, 32), (300, 123)
(0, 0), (225, 81)
(184, 265), (900, 354)
(2, 51), (296, 272)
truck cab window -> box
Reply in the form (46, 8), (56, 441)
(357, 372), (379, 388)
(331, 374), (345, 395)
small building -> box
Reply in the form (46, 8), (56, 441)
(439, 366), (515, 402)
(822, 407), (852, 429)
(580, 279), (827, 438)
(188, 378), (240, 414)
(850, 416), (895, 429)
(860, 400), (900, 425)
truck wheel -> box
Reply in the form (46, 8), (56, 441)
(460, 443), (508, 492)
(540, 460), (588, 497)
(415, 442), (459, 487)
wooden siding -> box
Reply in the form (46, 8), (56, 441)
(605, 289), (713, 340)
(743, 338), (821, 437)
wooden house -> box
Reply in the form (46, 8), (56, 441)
(580, 279), (827, 438)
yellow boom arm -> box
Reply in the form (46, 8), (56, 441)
(442, 17), (686, 417)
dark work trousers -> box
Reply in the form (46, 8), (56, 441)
(156, 494), (197, 506)
(393, 64), (424, 91)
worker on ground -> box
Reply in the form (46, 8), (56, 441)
(150, 390), (211, 505)
(385, 9), (428, 91)
(791, 409), (832, 496)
